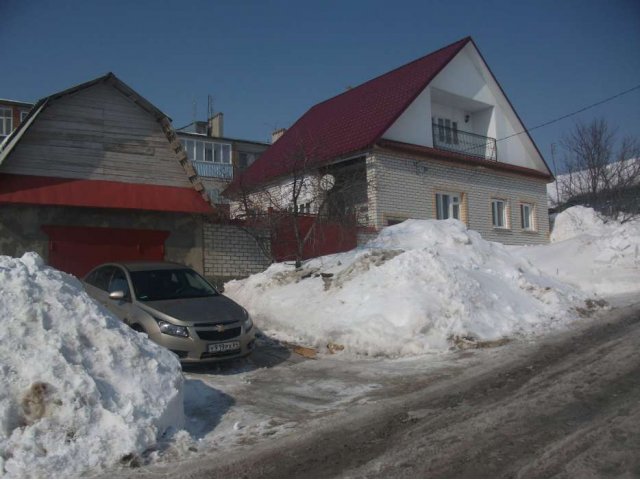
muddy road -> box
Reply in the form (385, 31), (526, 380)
(129, 301), (640, 478)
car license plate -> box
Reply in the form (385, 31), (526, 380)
(208, 341), (240, 353)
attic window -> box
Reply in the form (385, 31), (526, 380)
(0, 107), (12, 138)
(436, 118), (459, 145)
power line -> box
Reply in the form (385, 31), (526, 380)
(498, 83), (640, 144)
(451, 82), (640, 157)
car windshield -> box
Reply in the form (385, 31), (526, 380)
(129, 268), (218, 301)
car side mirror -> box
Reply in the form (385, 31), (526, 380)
(216, 284), (225, 293)
(109, 290), (125, 300)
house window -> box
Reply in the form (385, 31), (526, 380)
(0, 107), (12, 138)
(20, 110), (29, 123)
(491, 199), (508, 228)
(180, 138), (231, 163)
(435, 193), (460, 220)
(435, 117), (459, 145)
(521, 203), (534, 230)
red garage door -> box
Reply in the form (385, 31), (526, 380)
(42, 225), (170, 278)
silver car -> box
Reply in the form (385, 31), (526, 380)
(83, 262), (256, 363)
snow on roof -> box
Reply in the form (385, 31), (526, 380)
(0, 253), (184, 477)
(547, 158), (639, 206)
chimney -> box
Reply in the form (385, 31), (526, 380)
(271, 128), (286, 143)
(208, 112), (224, 138)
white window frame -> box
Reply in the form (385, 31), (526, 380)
(491, 199), (509, 229)
(20, 110), (29, 122)
(520, 203), (535, 231)
(180, 138), (232, 164)
(0, 107), (12, 138)
(435, 192), (461, 220)
(435, 117), (459, 145)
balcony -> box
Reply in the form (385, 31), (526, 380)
(192, 161), (233, 179)
(432, 123), (497, 162)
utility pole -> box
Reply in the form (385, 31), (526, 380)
(550, 143), (560, 207)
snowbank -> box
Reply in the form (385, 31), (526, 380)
(226, 220), (592, 357)
(0, 253), (184, 478)
(516, 207), (640, 296)
(550, 205), (606, 242)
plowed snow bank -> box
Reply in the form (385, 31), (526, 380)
(516, 206), (640, 295)
(226, 220), (592, 356)
(0, 253), (184, 478)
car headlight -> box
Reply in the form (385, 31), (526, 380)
(155, 318), (189, 338)
(243, 313), (253, 332)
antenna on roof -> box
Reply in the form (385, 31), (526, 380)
(207, 94), (214, 120)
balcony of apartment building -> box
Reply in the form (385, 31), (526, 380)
(180, 137), (234, 179)
(430, 87), (497, 162)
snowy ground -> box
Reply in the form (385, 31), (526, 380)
(110, 206), (638, 476)
(3, 207), (639, 477)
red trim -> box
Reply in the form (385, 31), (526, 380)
(0, 174), (214, 213)
(375, 140), (553, 180)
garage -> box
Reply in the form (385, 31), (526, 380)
(42, 225), (169, 277)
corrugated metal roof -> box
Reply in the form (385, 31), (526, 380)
(225, 37), (471, 194)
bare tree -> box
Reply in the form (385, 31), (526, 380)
(227, 140), (369, 268)
(559, 118), (640, 221)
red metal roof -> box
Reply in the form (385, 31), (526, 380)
(226, 37), (471, 194)
(0, 174), (214, 214)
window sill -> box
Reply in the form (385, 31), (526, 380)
(492, 226), (511, 231)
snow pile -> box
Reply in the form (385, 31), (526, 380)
(517, 207), (640, 296)
(226, 220), (591, 357)
(0, 253), (184, 478)
(550, 205), (606, 242)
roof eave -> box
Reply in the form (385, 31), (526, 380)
(375, 140), (554, 181)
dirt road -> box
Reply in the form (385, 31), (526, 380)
(126, 301), (640, 478)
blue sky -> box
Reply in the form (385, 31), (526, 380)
(1, 0), (639, 172)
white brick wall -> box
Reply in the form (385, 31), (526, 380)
(368, 151), (550, 245)
(203, 223), (271, 280)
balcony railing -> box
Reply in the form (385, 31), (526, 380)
(432, 124), (497, 162)
(192, 161), (233, 179)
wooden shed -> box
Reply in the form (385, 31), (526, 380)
(0, 73), (216, 277)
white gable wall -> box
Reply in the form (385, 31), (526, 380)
(383, 86), (433, 147)
(382, 43), (549, 175)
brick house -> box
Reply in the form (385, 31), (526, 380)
(0, 99), (34, 142)
(226, 37), (554, 246)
